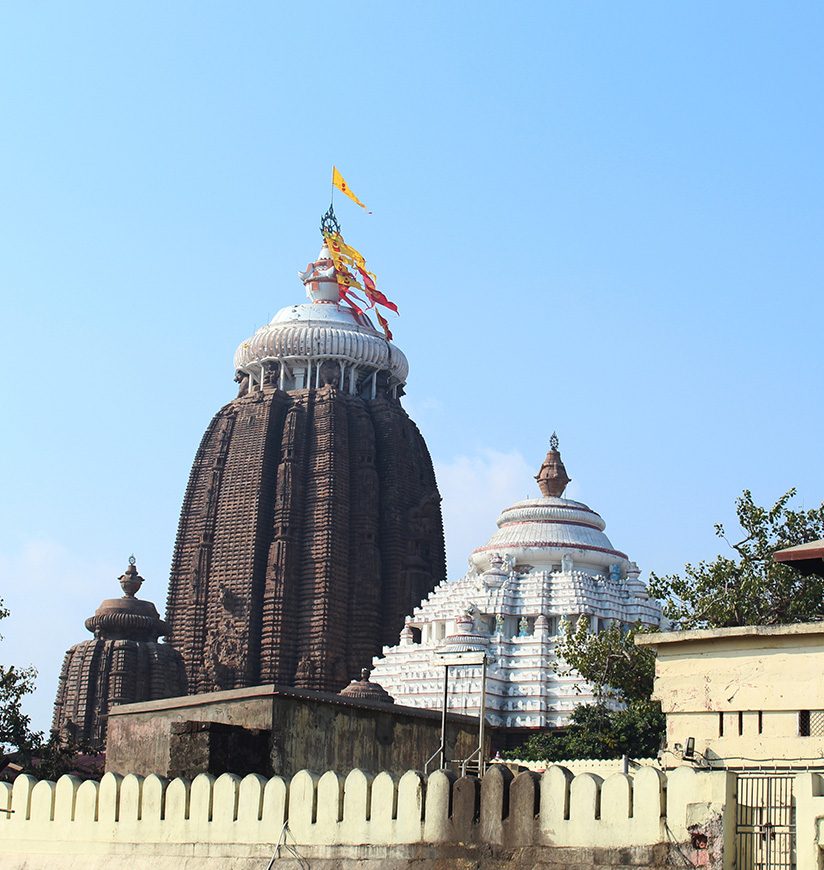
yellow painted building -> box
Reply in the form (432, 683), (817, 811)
(637, 622), (824, 770)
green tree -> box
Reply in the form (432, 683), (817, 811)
(505, 700), (665, 763)
(648, 488), (824, 629)
(0, 601), (104, 781)
(505, 619), (665, 763)
(28, 732), (103, 783)
(0, 599), (40, 765)
(508, 488), (824, 764)
(555, 617), (657, 703)
(0, 600), (104, 781)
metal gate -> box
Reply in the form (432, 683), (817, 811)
(736, 774), (795, 870)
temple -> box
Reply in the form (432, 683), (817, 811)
(164, 233), (446, 694)
(370, 437), (662, 730)
(52, 558), (186, 747)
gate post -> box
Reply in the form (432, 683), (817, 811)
(793, 772), (824, 870)
(669, 768), (736, 870)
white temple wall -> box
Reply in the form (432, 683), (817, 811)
(374, 620), (602, 727)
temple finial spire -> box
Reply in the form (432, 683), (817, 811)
(119, 557), (144, 598)
(535, 432), (571, 497)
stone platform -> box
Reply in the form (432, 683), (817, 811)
(106, 683), (486, 779)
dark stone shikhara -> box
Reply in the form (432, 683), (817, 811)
(52, 237), (446, 743)
(52, 559), (187, 746)
(165, 362), (445, 696)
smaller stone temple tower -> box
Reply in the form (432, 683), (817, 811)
(52, 558), (186, 747)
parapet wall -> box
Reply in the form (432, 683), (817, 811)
(0, 764), (752, 869)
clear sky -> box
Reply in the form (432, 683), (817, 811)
(2, 2), (823, 734)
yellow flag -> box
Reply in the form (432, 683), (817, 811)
(324, 230), (368, 271)
(336, 237), (367, 269)
(332, 166), (370, 212)
(335, 269), (363, 291)
(325, 238), (350, 275)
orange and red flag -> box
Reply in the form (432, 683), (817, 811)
(375, 309), (393, 341)
(357, 266), (398, 313)
(322, 216), (397, 339)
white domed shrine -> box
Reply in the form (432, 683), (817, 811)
(370, 436), (662, 730)
(233, 240), (408, 397)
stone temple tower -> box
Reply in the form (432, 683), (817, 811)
(165, 234), (446, 695)
(53, 558), (186, 747)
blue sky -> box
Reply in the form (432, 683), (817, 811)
(2, 2), (823, 733)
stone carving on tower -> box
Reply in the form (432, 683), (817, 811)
(52, 558), (187, 747)
(165, 228), (446, 694)
(370, 437), (662, 729)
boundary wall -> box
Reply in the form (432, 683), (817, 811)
(0, 764), (780, 870)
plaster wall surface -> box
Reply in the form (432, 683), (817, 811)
(795, 772), (824, 870)
(106, 686), (274, 777)
(637, 623), (824, 767)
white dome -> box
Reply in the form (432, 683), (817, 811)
(233, 241), (408, 386)
(470, 495), (627, 572)
(234, 301), (409, 384)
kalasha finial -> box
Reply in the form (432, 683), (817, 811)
(535, 434), (571, 498)
(320, 203), (340, 237)
(119, 558), (144, 598)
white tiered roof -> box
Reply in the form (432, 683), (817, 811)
(371, 440), (662, 730)
(232, 242), (408, 394)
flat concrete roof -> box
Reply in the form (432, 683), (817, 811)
(635, 621), (824, 647)
(106, 681), (483, 726)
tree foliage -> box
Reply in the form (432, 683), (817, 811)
(0, 600), (101, 781)
(505, 701), (665, 762)
(0, 599), (39, 758)
(554, 617), (657, 703)
(28, 733), (104, 783)
(505, 618), (665, 762)
(648, 488), (824, 629)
